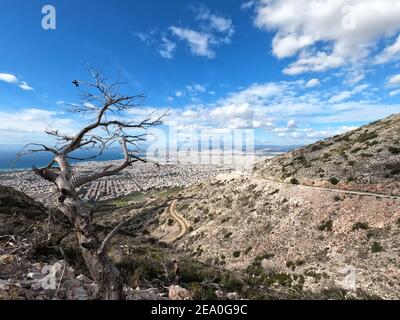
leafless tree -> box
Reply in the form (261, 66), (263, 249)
(17, 70), (164, 299)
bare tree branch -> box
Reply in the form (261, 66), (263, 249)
(18, 69), (165, 300)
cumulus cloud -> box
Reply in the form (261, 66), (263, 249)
(159, 37), (177, 59)
(287, 119), (298, 129)
(376, 35), (400, 64)
(133, 30), (158, 45)
(389, 89), (400, 96)
(0, 108), (77, 144)
(170, 26), (216, 58)
(251, 0), (400, 74)
(186, 84), (206, 93)
(329, 84), (369, 103)
(197, 7), (234, 35)
(135, 7), (234, 59)
(173, 84), (209, 100)
(0, 73), (18, 84)
(388, 74), (400, 85)
(305, 78), (320, 88)
(162, 78), (399, 145)
(19, 81), (34, 91)
(0, 73), (33, 90)
(165, 8), (234, 59)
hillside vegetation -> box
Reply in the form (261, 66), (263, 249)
(256, 113), (400, 196)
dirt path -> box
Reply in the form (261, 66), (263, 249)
(253, 175), (400, 200)
(164, 199), (190, 243)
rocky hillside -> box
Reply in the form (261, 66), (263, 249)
(158, 173), (399, 299)
(255, 113), (400, 196)
(149, 114), (400, 299)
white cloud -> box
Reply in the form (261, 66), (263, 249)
(0, 108), (77, 145)
(0, 73), (34, 91)
(159, 37), (177, 59)
(273, 125), (357, 141)
(163, 78), (397, 145)
(19, 81), (34, 91)
(287, 119), (298, 128)
(272, 34), (315, 59)
(170, 26), (216, 59)
(0, 73), (18, 84)
(251, 0), (400, 74)
(376, 35), (400, 64)
(168, 7), (234, 59)
(83, 102), (96, 109)
(175, 91), (183, 97)
(389, 89), (400, 96)
(345, 68), (365, 85)
(283, 52), (345, 75)
(305, 78), (320, 88)
(241, 1), (255, 10)
(197, 8), (234, 34)
(186, 84), (206, 93)
(135, 7), (234, 59)
(329, 84), (369, 103)
(134, 30), (157, 45)
(182, 110), (198, 118)
(388, 74), (400, 85)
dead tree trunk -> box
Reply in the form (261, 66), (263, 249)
(37, 155), (126, 299)
(62, 198), (124, 299)
(19, 70), (165, 299)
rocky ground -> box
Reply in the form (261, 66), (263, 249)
(157, 172), (399, 299)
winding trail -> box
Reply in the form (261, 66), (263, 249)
(164, 199), (190, 243)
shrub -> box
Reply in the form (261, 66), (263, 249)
(371, 242), (383, 253)
(290, 177), (299, 185)
(224, 232), (233, 239)
(329, 177), (339, 185)
(233, 251), (241, 258)
(391, 169), (400, 176)
(356, 132), (378, 143)
(350, 147), (362, 154)
(318, 220), (333, 232)
(286, 261), (296, 271)
(269, 189), (280, 196)
(352, 222), (369, 231)
(311, 144), (322, 151)
(333, 195), (341, 201)
(221, 217), (231, 224)
(389, 147), (400, 155)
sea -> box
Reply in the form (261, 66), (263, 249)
(0, 149), (127, 171)
(0, 145), (298, 171)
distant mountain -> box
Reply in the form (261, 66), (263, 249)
(256, 113), (400, 196)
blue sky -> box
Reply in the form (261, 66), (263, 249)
(1, 0), (400, 149)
